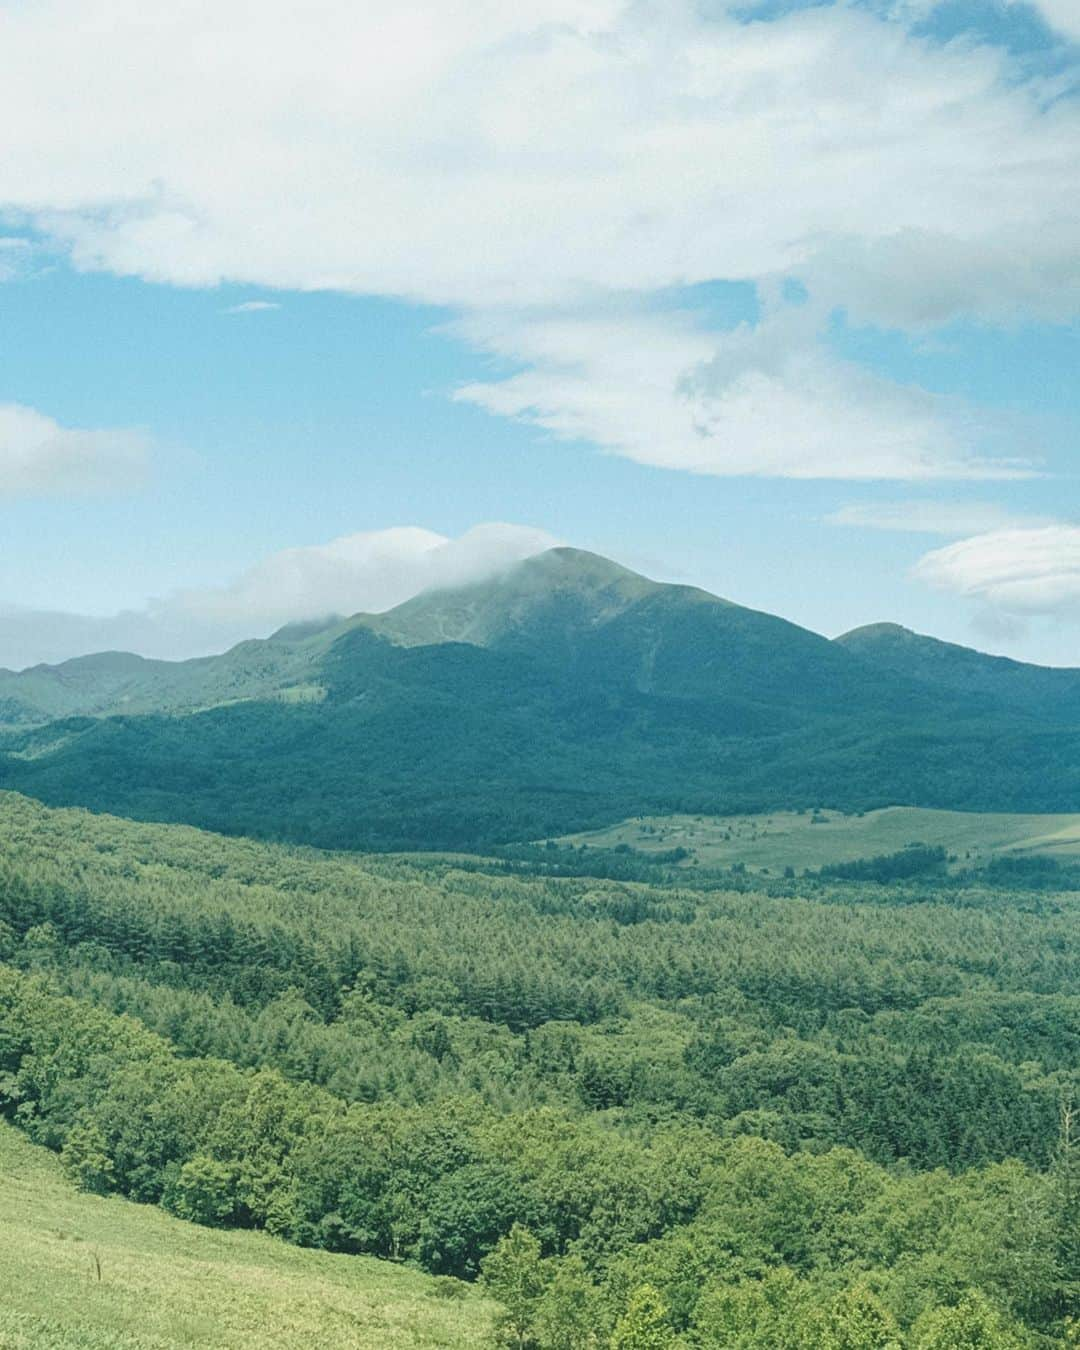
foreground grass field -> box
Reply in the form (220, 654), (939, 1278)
(0, 1125), (494, 1349)
(559, 804), (1080, 873)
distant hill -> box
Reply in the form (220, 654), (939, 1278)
(1, 548), (1078, 849)
(838, 621), (1080, 720)
(0, 630), (333, 727)
(0, 550), (922, 725)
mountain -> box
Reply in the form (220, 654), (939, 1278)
(0, 549), (912, 724)
(1, 548), (1078, 849)
(363, 547), (909, 711)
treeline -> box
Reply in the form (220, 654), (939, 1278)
(814, 846), (1080, 893)
(817, 844), (949, 883)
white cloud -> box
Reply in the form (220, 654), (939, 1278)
(455, 308), (1035, 480)
(223, 300), (281, 313)
(828, 500), (1053, 534)
(0, 522), (558, 668)
(0, 2), (1075, 480)
(801, 225), (1080, 331)
(1034, 0), (1080, 40)
(161, 522), (558, 626)
(0, 403), (149, 497)
(915, 524), (1080, 618)
(0, 4), (1074, 316)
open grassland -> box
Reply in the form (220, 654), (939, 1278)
(559, 804), (1080, 873)
(0, 1125), (493, 1350)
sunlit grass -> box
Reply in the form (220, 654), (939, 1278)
(559, 804), (1080, 873)
(0, 1125), (493, 1349)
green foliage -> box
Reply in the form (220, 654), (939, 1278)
(818, 845), (948, 884)
(0, 793), (1078, 1346)
(163, 1155), (238, 1226)
(610, 1285), (676, 1349)
(909, 1292), (1028, 1349)
(534, 1255), (598, 1349)
(812, 1286), (903, 1350)
(60, 1122), (115, 1195)
(690, 1268), (813, 1348)
(481, 1225), (547, 1348)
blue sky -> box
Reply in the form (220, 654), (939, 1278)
(0, 0), (1077, 667)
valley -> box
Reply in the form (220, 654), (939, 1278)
(2, 789), (1080, 1345)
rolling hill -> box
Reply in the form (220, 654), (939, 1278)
(838, 621), (1080, 720)
(1, 548), (1078, 850)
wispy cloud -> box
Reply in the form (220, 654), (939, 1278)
(223, 300), (281, 314)
(0, 236), (38, 283)
(0, 3), (1074, 480)
(889, 1), (1080, 44)
(1034, 0), (1080, 40)
(828, 501), (1053, 535)
(915, 524), (1080, 620)
(455, 308), (1038, 481)
(0, 403), (150, 497)
(0, 523), (558, 669)
(6, 4), (1072, 318)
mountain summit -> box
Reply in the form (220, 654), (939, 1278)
(360, 547), (874, 706)
(363, 547), (662, 652)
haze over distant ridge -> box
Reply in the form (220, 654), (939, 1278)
(0, 524), (557, 670)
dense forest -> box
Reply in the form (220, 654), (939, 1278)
(2, 792), (1079, 1345)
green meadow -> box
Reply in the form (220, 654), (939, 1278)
(559, 804), (1080, 874)
(0, 1124), (494, 1349)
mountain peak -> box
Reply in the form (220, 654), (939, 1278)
(838, 622), (918, 645)
(516, 546), (649, 587)
(838, 616), (1080, 717)
(358, 546), (659, 651)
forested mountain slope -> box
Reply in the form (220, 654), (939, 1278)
(1, 549), (1078, 850)
(0, 631), (332, 728)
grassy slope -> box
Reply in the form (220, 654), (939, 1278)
(0, 1124), (493, 1350)
(559, 804), (1080, 873)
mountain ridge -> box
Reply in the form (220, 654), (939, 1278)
(1, 546), (1077, 850)
(3, 548), (1076, 727)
